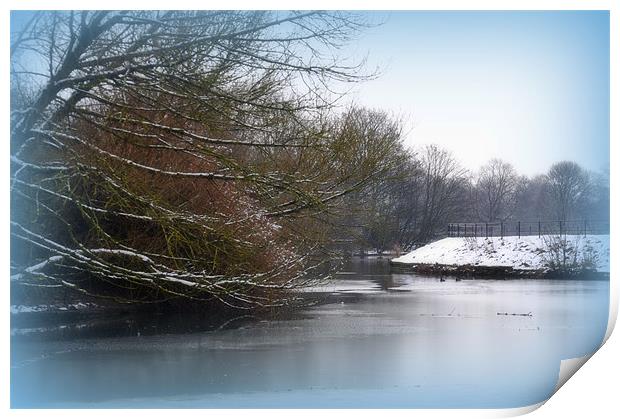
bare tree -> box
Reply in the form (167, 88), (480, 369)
(414, 145), (468, 244)
(10, 11), (402, 309)
(511, 174), (550, 221)
(546, 161), (590, 222)
(474, 158), (518, 222)
(313, 108), (409, 254)
(585, 167), (610, 222)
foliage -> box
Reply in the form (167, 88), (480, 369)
(10, 11), (403, 309)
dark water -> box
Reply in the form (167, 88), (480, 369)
(10, 258), (609, 408)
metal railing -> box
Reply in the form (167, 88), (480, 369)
(447, 220), (609, 238)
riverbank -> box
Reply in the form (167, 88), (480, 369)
(390, 235), (610, 279)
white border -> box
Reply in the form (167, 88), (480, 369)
(2, 1), (617, 418)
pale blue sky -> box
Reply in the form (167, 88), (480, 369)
(346, 11), (610, 176)
(11, 10), (609, 176)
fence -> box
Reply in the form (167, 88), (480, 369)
(447, 220), (609, 238)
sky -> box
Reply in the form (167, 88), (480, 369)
(9, 10), (610, 177)
(345, 11), (610, 177)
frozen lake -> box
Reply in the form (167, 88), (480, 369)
(10, 257), (609, 408)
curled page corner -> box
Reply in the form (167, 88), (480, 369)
(554, 353), (594, 394)
(500, 401), (546, 417)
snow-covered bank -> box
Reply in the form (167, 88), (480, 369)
(392, 235), (610, 274)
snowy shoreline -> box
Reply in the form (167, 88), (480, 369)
(391, 235), (610, 277)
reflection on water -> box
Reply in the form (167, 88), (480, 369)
(11, 257), (609, 408)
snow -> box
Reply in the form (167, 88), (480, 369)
(392, 235), (610, 273)
(10, 302), (98, 315)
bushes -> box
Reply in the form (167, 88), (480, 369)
(541, 235), (600, 274)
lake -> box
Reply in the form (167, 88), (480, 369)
(10, 257), (609, 408)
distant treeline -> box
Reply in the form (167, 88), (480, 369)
(336, 147), (609, 253)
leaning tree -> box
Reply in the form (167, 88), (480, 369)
(10, 11), (403, 309)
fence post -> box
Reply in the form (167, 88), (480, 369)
(474, 224), (477, 238)
(485, 223), (488, 238)
(584, 220), (587, 237)
(501, 222), (504, 238)
(559, 220), (563, 236)
(538, 221), (541, 238)
(517, 221), (520, 238)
